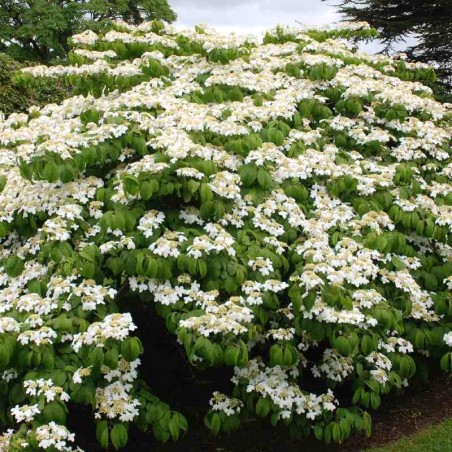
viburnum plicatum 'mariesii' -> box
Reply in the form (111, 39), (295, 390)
(0, 18), (451, 450)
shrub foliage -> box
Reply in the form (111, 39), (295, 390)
(0, 19), (451, 450)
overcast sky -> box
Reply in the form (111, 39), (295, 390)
(170, 0), (341, 35)
(169, 0), (414, 54)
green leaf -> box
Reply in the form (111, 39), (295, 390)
(111, 423), (128, 450)
(42, 402), (66, 424)
(224, 346), (240, 366)
(303, 291), (317, 312)
(81, 261), (95, 279)
(121, 337), (141, 362)
(43, 162), (59, 182)
(440, 353), (452, 372)
(152, 422), (171, 442)
(391, 256), (406, 270)
(399, 356), (411, 377)
(0, 175), (6, 193)
(123, 175), (139, 195)
(257, 168), (272, 189)
(96, 421), (109, 449)
(200, 183), (213, 201)
(314, 424), (324, 441)
(0, 344), (11, 370)
(168, 418), (180, 441)
(211, 413), (221, 436)
(140, 181), (154, 200)
(187, 179), (200, 194)
(107, 257), (124, 276)
(332, 423), (341, 443)
(197, 260), (208, 278)
(88, 347), (104, 367)
(145, 257), (158, 278)
(283, 346), (295, 366)
(361, 335), (374, 355)
(269, 344), (283, 366)
(104, 347), (119, 369)
(238, 164), (258, 186)
(424, 273), (438, 290)
(3, 256), (24, 277)
(174, 412), (188, 431)
(256, 397), (270, 417)
(59, 164), (76, 183)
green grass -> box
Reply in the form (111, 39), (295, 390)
(368, 419), (452, 452)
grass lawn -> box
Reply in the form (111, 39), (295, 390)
(368, 419), (452, 452)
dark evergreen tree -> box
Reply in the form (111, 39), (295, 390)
(0, 0), (177, 62)
(333, 0), (452, 92)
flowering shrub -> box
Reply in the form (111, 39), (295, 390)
(1, 18), (451, 450)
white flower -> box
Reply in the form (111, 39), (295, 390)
(444, 332), (452, 347)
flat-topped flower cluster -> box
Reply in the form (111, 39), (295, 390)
(0, 18), (451, 450)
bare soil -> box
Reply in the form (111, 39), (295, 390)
(339, 371), (452, 452)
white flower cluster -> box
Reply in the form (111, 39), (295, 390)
(149, 230), (187, 258)
(17, 327), (58, 346)
(94, 381), (141, 422)
(444, 332), (452, 347)
(209, 171), (242, 200)
(69, 279), (117, 311)
(137, 210), (165, 237)
(379, 336), (413, 354)
(209, 391), (244, 416)
(1, 369), (18, 382)
(24, 378), (70, 403)
(187, 223), (236, 259)
(72, 313), (137, 352)
(11, 404), (41, 423)
(379, 269), (437, 321)
(312, 348), (354, 382)
(248, 257), (275, 276)
(95, 357), (141, 422)
(366, 352), (393, 385)
(73, 49), (117, 60)
(267, 328), (295, 341)
(179, 299), (254, 337)
(352, 289), (386, 309)
(72, 366), (92, 384)
(35, 423), (78, 451)
(232, 358), (337, 420)
(0, 430), (13, 450)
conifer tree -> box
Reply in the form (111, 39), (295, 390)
(335, 0), (452, 92)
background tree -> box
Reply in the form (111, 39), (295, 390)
(333, 0), (452, 94)
(0, 0), (177, 62)
(0, 52), (68, 115)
